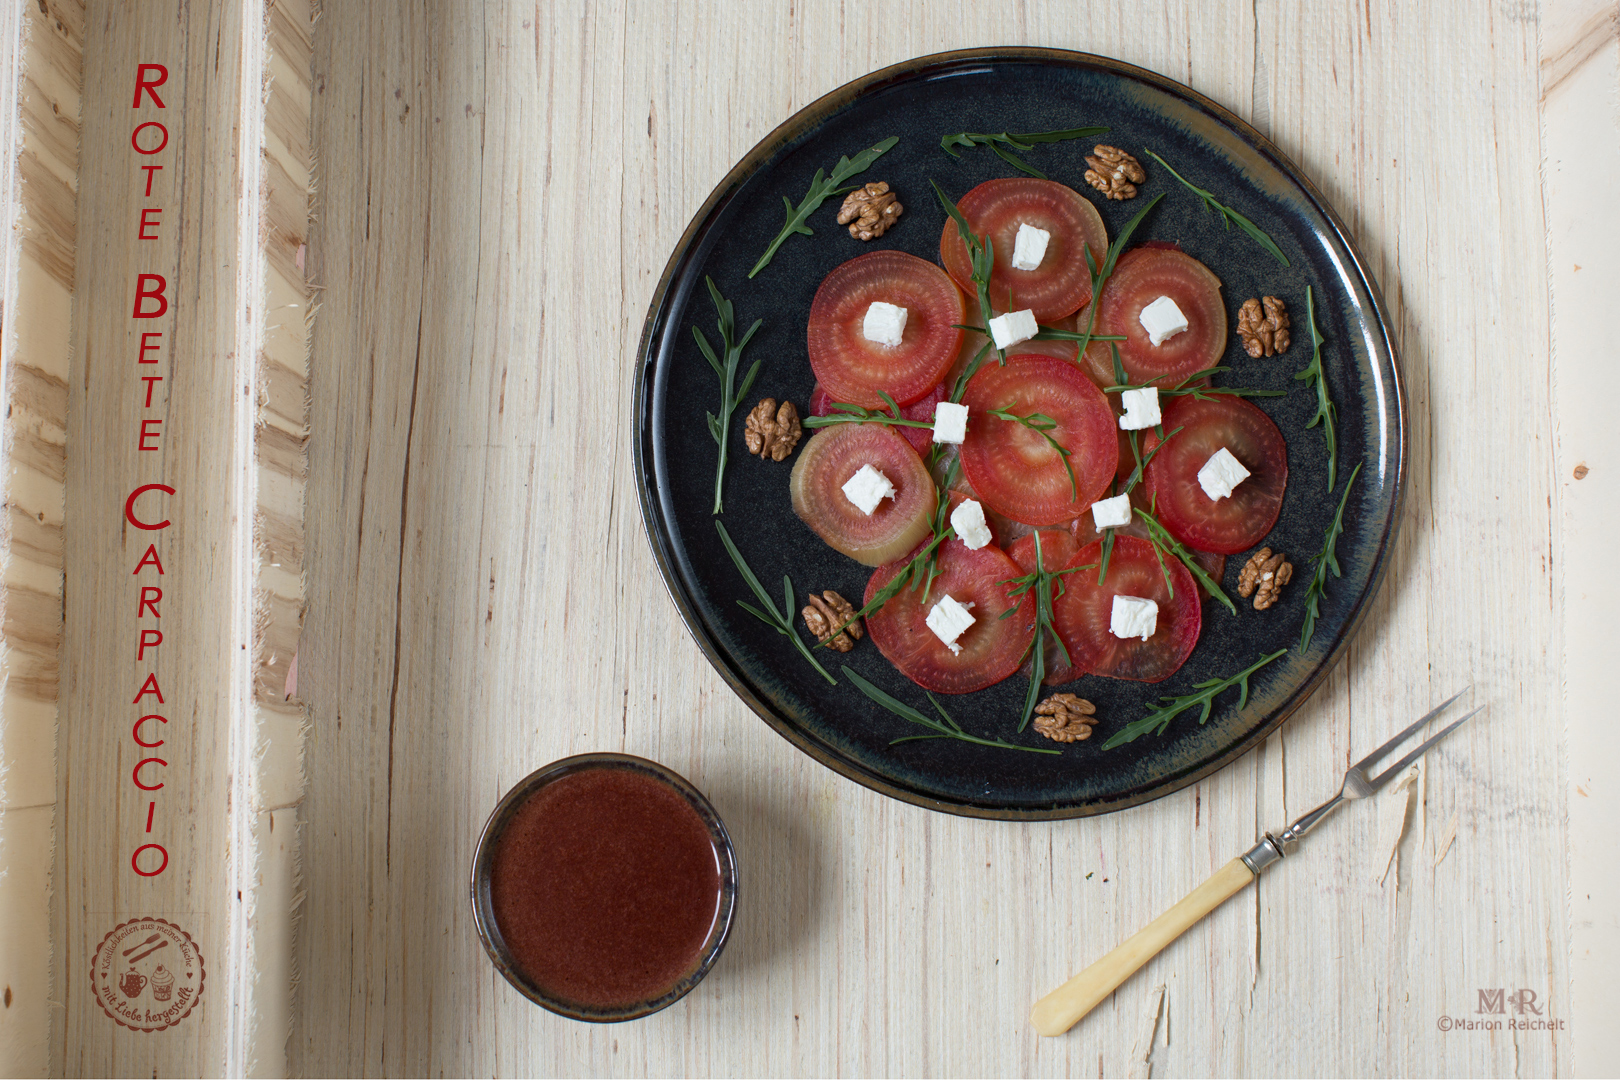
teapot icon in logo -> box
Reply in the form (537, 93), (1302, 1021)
(118, 970), (147, 999)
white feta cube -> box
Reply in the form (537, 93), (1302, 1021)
(863, 301), (909, 347)
(1197, 447), (1251, 501)
(950, 498), (993, 550)
(1011, 223), (1051, 271)
(1138, 295), (1190, 346)
(932, 401), (969, 444)
(841, 463), (896, 516)
(1110, 594), (1159, 641)
(988, 308), (1038, 350)
(1118, 386), (1162, 431)
(1090, 493), (1133, 529)
(925, 594), (977, 655)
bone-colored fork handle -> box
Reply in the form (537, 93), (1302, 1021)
(1030, 857), (1256, 1036)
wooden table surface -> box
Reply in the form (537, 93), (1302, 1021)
(268, 2), (1616, 1075)
(4, 0), (1610, 1075)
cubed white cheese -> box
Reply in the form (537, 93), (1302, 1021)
(1138, 295), (1190, 346)
(1118, 386), (1162, 431)
(950, 498), (993, 550)
(1197, 447), (1251, 501)
(988, 308), (1038, 350)
(841, 463), (896, 516)
(1090, 493), (1133, 529)
(925, 594), (977, 655)
(1110, 594), (1159, 641)
(932, 400), (969, 444)
(863, 301), (909, 347)
(1011, 222), (1051, 271)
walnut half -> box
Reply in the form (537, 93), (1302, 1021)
(1084, 146), (1146, 201)
(744, 398), (801, 461)
(1033, 693), (1098, 743)
(801, 590), (862, 652)
(1237, 547), (1293, 610)
(837, 182), (903, 240)
(1237, 296), (1291, 358)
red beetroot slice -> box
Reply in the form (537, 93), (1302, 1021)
(1094, 247), (1227, 384)
(789, 424), (936, 567)
(863, 538), (1034, 694)
(1007, 529), (1086, 684)
(807, 250), (965, 409)
(809, 380), (945, 457)
(1142, 395), (1287, 555)
(959, 354), (1119, 527)
(1051, 536), (1201, 683)
(939, 178), (1108, 322)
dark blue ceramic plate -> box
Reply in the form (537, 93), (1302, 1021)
(634, 49), (1404, 819)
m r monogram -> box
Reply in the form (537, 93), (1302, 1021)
(1509, 988), (1543, 1015)
(1477, 988), (1505, 1014)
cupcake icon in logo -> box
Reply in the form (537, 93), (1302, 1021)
(150, 964), (174, 1001)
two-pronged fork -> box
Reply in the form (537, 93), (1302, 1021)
(1030, 690), (1482, 1037)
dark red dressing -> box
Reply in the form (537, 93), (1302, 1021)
(489, 768), (722, 1009)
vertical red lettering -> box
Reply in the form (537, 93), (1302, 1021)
(141, 164), (163, 196)
(138, 587), (162, 618)
(132, 844), (168, 876)
(124, 483), (175, 530)
(139, 418), (163, 450)
(138, 331), (163, 363)
(130, 122), (168, 155)
(132, 63), (169, 109)
(132, 274), (168, 318)
(137, 629), (163, 660)
(133, 714), (167, 747)
(141, 376), (163, 406)
(138, 207), (162, 239)
(132, 544), (166, 575)
(132, 673), (165, 705)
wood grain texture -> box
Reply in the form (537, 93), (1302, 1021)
(0, 0), (79, 1073)
(1542, 1), (1620, 1074)
(288, 2), (1568, 1076)
(54, 1), (255, 1073)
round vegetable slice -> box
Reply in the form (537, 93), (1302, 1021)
(1051, 536), (1201, 683)
(807, 250), (966, 409)
(789, 424), (937, 566)
(939, 178), (1108, 322)
(1141, 395), (1287, 555)
(958, 354), (1119, 527)
(1093, 247), (1227, 384)
(863, 538), (1034, 694)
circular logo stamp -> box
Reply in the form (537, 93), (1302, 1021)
(91, 917), (204, 1032)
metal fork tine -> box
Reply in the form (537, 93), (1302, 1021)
(1367, 707), (1482, 791)
(1351, 688), (1470, 773)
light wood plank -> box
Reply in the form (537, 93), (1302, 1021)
(54, 2), (256, 1073)
(290, 2), (1569, 1077)
(0, 1), (80, 1073)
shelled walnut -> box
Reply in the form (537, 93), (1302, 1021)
(837, 182), (903, 240)
(1032, 693), (1098, 743)
(1083, 146), (1146, 201)
(1237, 547), (1293, 610)
(801, 590), (862, 652)
(1237, 296), (1291, 358)
(743, 398), (801, 461)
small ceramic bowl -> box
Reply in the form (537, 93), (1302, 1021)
(469, 753), (738, 1022)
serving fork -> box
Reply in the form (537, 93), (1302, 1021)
(1031, 690), (1481, 1036)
